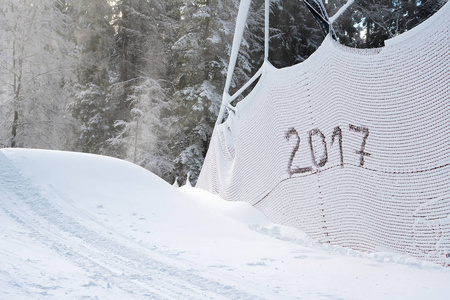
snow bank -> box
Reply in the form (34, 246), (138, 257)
(1, 148), (450, 299)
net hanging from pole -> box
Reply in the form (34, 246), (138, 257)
(198, 0), (450, 265)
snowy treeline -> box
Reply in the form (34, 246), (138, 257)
(0, 0), (445, 184)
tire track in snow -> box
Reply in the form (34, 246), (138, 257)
(0, 185), (169, 299)
(0, 152), (263, 300)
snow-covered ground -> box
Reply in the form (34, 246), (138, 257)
(1, 148), (449, 299)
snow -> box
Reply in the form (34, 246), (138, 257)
(1, 148), (450, 299)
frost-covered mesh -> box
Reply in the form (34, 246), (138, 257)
(197, 1), (450, 265)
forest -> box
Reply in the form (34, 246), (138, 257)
(0, 0), (446, 184)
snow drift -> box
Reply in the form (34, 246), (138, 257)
(1, 148), (450, 299)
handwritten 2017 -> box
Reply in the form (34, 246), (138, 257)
(285, 125), (370, 176)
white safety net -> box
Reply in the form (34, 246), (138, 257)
(197, 1), (450, 265)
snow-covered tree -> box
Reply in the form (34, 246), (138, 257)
(0, 0), (77, 149)
(269, 0), (325, 67)
(68, 0), (120, 156)
(109, 77), (172, 178)
(167, 0), (247, 184)
(109, 0), (174, 173)
(331, 0), (447, 48)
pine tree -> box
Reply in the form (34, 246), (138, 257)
(68, 0), (121, 156)
(331, 0), (447, 48)
(269, 0), (325, 67)
(167, 0), (249, 184)
(109, 0), (174, 173)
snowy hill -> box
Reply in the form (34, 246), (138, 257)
(1, 148), (449, 299)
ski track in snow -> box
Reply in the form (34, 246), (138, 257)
(2, 150), (450, 300)
(0, 152), (264, 300)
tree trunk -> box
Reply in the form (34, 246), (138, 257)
(133, 118), (139, 164)
(11, 37), (18, 148)
(11, 111), (19, 148)
(11, 36), (23, 148)
(366, 19), (371, 48)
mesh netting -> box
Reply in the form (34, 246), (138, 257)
(197, 2), (450, 265)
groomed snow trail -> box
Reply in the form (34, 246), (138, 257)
(1, 149), (450, 300)
(0, 151), (263, 299)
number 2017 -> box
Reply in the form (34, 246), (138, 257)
(285, 125), (370, 177)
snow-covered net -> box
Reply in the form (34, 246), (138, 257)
(197, 1), (450, 265)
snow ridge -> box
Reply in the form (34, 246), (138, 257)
(0, 151), (261, 299)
